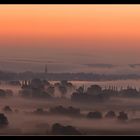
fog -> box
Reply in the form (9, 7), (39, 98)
(0, 81), (140, 135)
(0, 96), (140, 135)
(1, 59), (140, 74)
(1, 48), (140, 74)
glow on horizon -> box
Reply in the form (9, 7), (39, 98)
(0, 5), (140, 66)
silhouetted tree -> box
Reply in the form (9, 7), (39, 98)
(20, 78), (54, 99)
(61, 80), (74, 90)
(87, 85), (102, 95)
(54, 80), (74, 97)
(105, 111), (116, 119)
(49, 106), (80, 117)
(61, 80), (68, 86)
(30, 78), (44, 90)
(58, 85), (67, 98)
(51, 123), (81, 135)
(2, 106), (12, 113)
(42, 80), (50, 86)
(87, 111), (102, 119)
(71, 84), (109, 102)
(76, 86), (84, 94)
(117, 111), (128, 121)
(54, 82), (61, 88)
(47, 85), (55, 96)
(120, 87), (140, 98)
(50, 105), (65, 114)
(0, 113), (8, 127)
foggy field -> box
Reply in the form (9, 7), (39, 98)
(0, 80), (140, 135)
(0, 96), (140, 135)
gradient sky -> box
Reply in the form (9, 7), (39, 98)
(0, 4), (140, 73)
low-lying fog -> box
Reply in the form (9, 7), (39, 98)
(0, 96), (139, 135)
(0, 81), (140, 135)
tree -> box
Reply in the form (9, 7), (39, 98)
(0, 113), (8, 127)
(51, 123), (62, 135)
(49, 106), (80, 117)
(61, 80), (68, 86)
(76, 86), (84, 94)
(3, 106), (13, 113)
(87, 85), (102, 95)
(105, 111), (116, 119)
(47, 86), (55, 96)
(117, 111), (128, 121)
(30, 78), (44, 90)
(87, 111), (102, 119)
(51, 123), (81, 135)
(42, 80), (50, 86)
(58, 85), (67, 98)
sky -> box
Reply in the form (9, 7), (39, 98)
(0, 4), (140, 73)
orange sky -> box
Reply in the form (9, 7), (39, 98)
(0, 5), (140, 66)
(0, 5), (140, 43)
